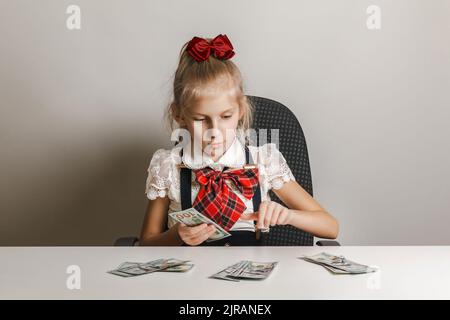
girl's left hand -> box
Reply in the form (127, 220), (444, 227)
(240, 201), (293, 229)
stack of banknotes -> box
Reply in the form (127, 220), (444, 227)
(169, 208), (231, 242)
(210, 260), (278, 281)
(108, 258), (193, 277)
(300, 252), (378, 274)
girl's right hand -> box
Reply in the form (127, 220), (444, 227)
(177, 223), (216, 246)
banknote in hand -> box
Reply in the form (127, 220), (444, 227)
(169, 207), (231, 242)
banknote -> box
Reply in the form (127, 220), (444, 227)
(300, 252), (378, 274)
(108, 258), (193, 277)
(209, 261), (247, 282)
(162, 263), (194, 272)
(169, 207), (231, 242)
(210, 260), (278, 281)
(229, 261), (278, 280)
(139, 258), (190, 271)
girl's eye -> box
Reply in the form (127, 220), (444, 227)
(222, 115), (232, 119)
(193, 118), (205, 122)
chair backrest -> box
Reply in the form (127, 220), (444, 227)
(248, 95), (314, 246)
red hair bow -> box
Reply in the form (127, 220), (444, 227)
(186, 34), (235, 62)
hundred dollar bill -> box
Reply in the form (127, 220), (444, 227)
(161, 263), (194, 272)
(139, 258), (191, 271)
(229, 261), (278, 280)
(300, 252), (378, 274)
(108, 258), (193, 277)
(209, 261), (247, 282)
(210, 260), (278, 281)
(169, 207), (231, 242)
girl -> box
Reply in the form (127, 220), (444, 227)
(140, 34), (339, 246)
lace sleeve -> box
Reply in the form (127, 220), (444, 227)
(259, 143), (296, 190)
(145, 149), (175, 200)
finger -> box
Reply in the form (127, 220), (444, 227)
(264, 209), (273, 229)
(264, 202), (278, 228)
(207, 225), (216, 235)
(270, 206), (282, 226)
(257, 201), (268, 229)
(192, 226), (215, 244)
(181, 224), (207, 240)
(177, 223), (190, 237)
(179, 228), (195, 242)
(191, 223), (214, 237)
(182, 229), (205, 245)
(186, 223), (208, 236)
(240, 213), (258, 221)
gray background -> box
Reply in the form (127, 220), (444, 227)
(1, 0), (449, 245)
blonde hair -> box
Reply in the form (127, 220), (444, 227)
(165, 37), (254, 145)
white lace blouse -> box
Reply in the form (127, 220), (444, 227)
(145, 137), (296, 232)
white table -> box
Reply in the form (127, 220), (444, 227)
(1, 246), (449, 299)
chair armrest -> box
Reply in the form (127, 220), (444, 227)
(315, 240), (340, 246)
(114, 236), (139, 246)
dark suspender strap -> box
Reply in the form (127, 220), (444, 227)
(179, 149), (192, 210)
(245, 145), (262, 241)
(246, 145), (262, 213)
(245, 145), (250, 163)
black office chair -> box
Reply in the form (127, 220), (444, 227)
(114, 96), (339, 246)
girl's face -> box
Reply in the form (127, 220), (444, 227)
(182, 91), (242, 161)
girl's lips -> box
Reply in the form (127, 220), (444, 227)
(210, 142), (222, 148)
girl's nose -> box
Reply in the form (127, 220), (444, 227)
(207, 119), (220, 132)
(210, 118), (219, 129)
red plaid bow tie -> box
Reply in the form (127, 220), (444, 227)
(192, 166), (260, 231)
